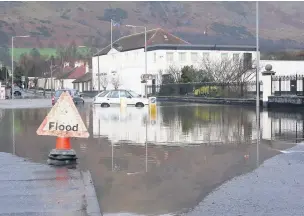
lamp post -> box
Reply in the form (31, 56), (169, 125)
(125, 25), (147, 97)
(256, 1), (260, 167)
(11, 35), (30, 100)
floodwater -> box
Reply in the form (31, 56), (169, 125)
(0, 102), (302, 215)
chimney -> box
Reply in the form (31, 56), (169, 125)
(85, 62), (89, 73)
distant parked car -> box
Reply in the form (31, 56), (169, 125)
(93, 89), (148, 108)
(11, 86), (23, 97)
(52, 89), (84, 106)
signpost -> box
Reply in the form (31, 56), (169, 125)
(141, 74), (156, 81)
(37, 91), (89, 166)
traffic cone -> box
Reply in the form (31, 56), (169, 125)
(47, 136), (77, 166)
(56, 137), (71, 150)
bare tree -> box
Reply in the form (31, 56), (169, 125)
(200, 58), (259, 84)
(111, 75), (121, 90)
(100, 73), (109, 90)
(164, 65), (181, 83)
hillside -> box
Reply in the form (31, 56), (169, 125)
(1, 2), (304, 51)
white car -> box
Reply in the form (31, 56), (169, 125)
(93, 89), (149, 108)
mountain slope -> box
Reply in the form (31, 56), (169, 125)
(1, 2), (304, 51)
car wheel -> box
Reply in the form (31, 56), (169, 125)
(101, 103), (110, 108)
(135, 102), (144, 108)
(14, 91), (21, 96)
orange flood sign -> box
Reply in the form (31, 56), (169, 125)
(36, 91), (89, 138)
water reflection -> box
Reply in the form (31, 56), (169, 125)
(0, 103), (302, 215)
(93, 104), (258, 146)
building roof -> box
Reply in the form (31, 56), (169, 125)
(72, 72), (92, 83)
(94, 28), (190, 57)
(146, 44), (258, 52)
(56, 65), (86, 80)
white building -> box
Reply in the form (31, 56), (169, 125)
(92, 28), (258, 95)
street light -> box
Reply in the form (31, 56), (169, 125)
(11, 35), (30, 100)
(125, 24), (147, 97)
(256, 1), (260, 167)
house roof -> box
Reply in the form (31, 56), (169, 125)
(146, 44), (258, 52)
(42, 66), (74, 78)
(72, 72), (92, 83)
(56, 66), (86, 80)
(94, 28), (190, 57)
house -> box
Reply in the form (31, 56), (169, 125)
(92, 28), (258, 95)
(72, 71), (92, 92)
(55, 63), (88, 90)
(31, 60), (89, 90)
(36, 66), (74, 90)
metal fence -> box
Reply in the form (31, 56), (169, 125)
(272, 75), (304, 96)
(147, 81), (263, 99)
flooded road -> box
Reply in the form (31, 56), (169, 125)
(0, 103), (302, 215)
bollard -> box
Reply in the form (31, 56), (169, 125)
(47, 136), (77, 166)
(120, 96), (127, 109)
(148, 97), (157, 125)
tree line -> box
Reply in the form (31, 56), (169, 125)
(0, 41), (96, 87)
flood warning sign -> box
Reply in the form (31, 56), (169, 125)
(36, 91), (89, 138)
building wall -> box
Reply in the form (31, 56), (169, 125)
(259, 60), (304, 76)
(74, 81), (92, 92)
(92, 48), (257, 94)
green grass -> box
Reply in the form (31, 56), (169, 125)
(9, 47), (91, 60)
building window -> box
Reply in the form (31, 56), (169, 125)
(221, 53), (228, 61)
(203, 52), (210, 61)
(243, 53), (253, 70)
(154, 53), (157, 63)
(233, 53), (240, 63)
(166, 52), (174, 62)
(191, 52), (198, 62)
(179, 52), (186, 62)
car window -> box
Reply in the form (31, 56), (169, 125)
(119, 90), (127, 97)
(128, 90), (140, 98)
(107, 91), (119, 98)
(98, 91), (109, 97)
(55, 90), (71, 97)
(125, 91), (132, 98)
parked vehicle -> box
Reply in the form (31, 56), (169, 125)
(52, 89), (84, 106)
(93, 89), (148, 108)
(10, 86), (23, 97)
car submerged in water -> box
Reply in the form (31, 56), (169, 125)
(52, 89), (84, 106)
(93, 89), (149, 108)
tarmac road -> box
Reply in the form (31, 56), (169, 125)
(185, 144), (304, 216)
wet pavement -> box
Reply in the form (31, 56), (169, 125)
(0, 102), (303, 215)
(185, 144), (304, 216)
(0, 152), (100, 215)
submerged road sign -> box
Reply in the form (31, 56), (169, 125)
(36, 91), (89, 138)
